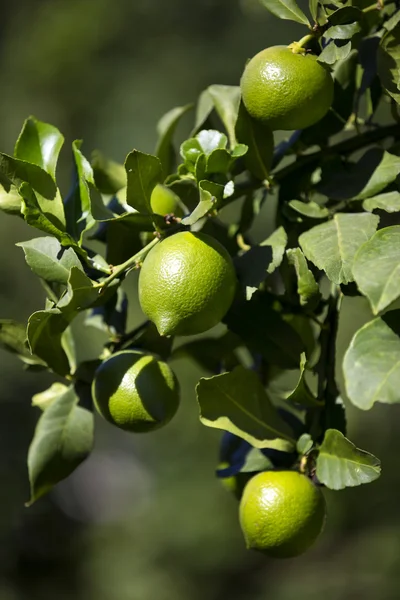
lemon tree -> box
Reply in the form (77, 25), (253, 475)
(2, 0), (400, 558)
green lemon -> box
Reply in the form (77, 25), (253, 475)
(240, 45), (334, 131)
(239, 470), (326, 558)
(150, 184), (185, 217)
(138, 231), (237, 337)
(92, 350), (180, 432)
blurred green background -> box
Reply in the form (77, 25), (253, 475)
(1, 1), (400, 598)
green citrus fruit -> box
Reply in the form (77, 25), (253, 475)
(92, 350), (180, 432)
(138, 231), (237, 336)
(240, 45), (334, 131)
(150, 184), (185, 217)
(239, 470), (326, 558)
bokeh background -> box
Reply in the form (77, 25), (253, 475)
(1, 1), (400, 598)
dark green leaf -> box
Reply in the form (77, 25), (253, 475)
(125, 150), (163, 214)
(299, 213), (379, 285)
(196, 366), (295, 450)
(57, 267), (102, 315)
(181, 180), (224, 226)
(0, 183), (22, 215)
(0, 153), (57, 200)
(207, 85), (241, 148)
(235, 102), (274, 180)
(343, 315), (400, 409)
(259, 0), (310, 25)
(156, 104), (193, 178)
(286, 353), (322, 407)
(27, 385), (94, 504)
(0, 319), (45, 367)
(19, 183), (72, 243)
(316, 429), (381, 489)
(325, 22), (361, 40)
(318, 40), (352, 65)
(287, 248), (321, 307)
(27, 309), (70, 376)
(17, 237), (83, 284)
(353, 226), (400, 314)
(91, 150), (127, 194)
(14, 117), (64, 181)
(192, 89), (214, 135)
(378, 23), (400, 106)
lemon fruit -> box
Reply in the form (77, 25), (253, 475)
(150, 184), (185, 217)
(92, 350), (180, 432)
(240, 45), (334, 131)
(138, 231), (237, 336)
(239, 470), (326, 558)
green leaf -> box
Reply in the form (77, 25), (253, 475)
(206, 149), (232, 175)
(19, 183), (71, 242)
(343, 315), (400, 410)
(181, 180), (224, 226)
(325, 22), (361, 40)
(91, 150), (127, 194)
(362, 191), (400, 213)
(259, 0), (310, 25)
(57, 267), (101, 315)
(207, 85), (241, 148)
(318, 40), (352, 65)
(309, 0), (318, 23)
(235, 101), (274, 180)
(316, 429), (381, 490)
(288, 200), (329, 219)
(17, 237), (83, 284)
(353, 226), (400, 314)
(27, 385), (94, 504)
(225, 292), (305, 369)
(156, 104), (193, 178)
(378, 23), (400, 106)
(0, 319), (46, 367)
(32, 382), (69, 411)
(0, 153), (57, 200)
(0, 183), (22, 215)
(27, 309), (70, 376)
(14, 117), (64, 181)
(192, 89), (214, 134)
(262, 226), (288, 274)
(299, 213), (379, 285)
(125, 150), (162, 214)
(287, 248), (321, 307)
(196, 366), (295, 450)
(286, 353), (322, 407)
(234, 227), (287, 288)
(297, 433), (313, 455)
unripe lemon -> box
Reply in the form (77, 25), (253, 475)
(240, 46), (334, 131)
(150, 184), (185, 217)
(138, 231), (237, 336)
(239, 470), (326, 558)
(92, 350), (180, 432)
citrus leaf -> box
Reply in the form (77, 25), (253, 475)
(318, 40), (352, 65)
(286, 353), (322, 407)
(343, 315), (400, 410)
(286, 248), (321, 308)
(259, 0), (311, 25)
(27, 309), (70, 376)
(0, 182), (22, 215)
(299, 213), (379, 285)
(192, 89), (214, 135)
(309, 0), (318, 23)
(0, 153), (57, 200)
(57, 267), (102, 315)
(262, 226), (287, 274)
(288, 200), (329, 219)
(235, 101), (274, 180)
(32, 382), (69, 411)
(156, 104), (193, 178)
(125, 150), (163, 214)
(27, 385), (94, 504)
(181, 180), (224, 226)
(91, 150), (127, 194)
(19, 183), (72, 243)
(362, 191), (400, 213)
(316, 429), (381, 490)
(17, 237), (83, 284)
(0, 319), (46, 367)
(14, 117), (64, 182)
(207, 85), (241, 148)
(297, 433), (313, 455)
(378, 23), (400, 106)
(353, 226), (400, 314)
(325, 22), (361, 40)
(196, 366), (296, 451)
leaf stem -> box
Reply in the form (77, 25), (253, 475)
(95, 237), (159, 289)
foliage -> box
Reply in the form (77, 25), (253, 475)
(2, 0), (400, 555)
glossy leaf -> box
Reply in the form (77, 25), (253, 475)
(27, 309), (70, 376)
(316, 429), (381, 490)
(181, 180), (224, 226)
(288, 200), (329, 219)
(286, 353), (322, 407)
(156, 104), (193, 178)
(125, 150), (162, 214)
(17, 237), (83, 284)
(353, 226), (400, 314)
(287, 247), (321, 307)
(343, 315), (400, 410)
(91, 150), (127, 194)
(362, 191), (400, 213)
(192, 89), (214, 134)
(318, 40), (352, 65)
(27, 385), (94, 504)
(0, 182), (22, 215)
(259, 0), (310, 25)
(14, 117), (64, 181)
(378, 23), (400, 106)
(207, 85), (241, 148)
(196, 366), (295, 451)
(299, 213), (379, 285)
(57, 267), (101, 315)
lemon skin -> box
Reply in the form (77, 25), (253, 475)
(138, 231), (237, 337)
(239, 470), (326, 558)
(240, 46), (334, 131)
(92, 350), (180, 432)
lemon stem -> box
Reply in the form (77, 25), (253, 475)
(96, 236), (159, 289)
(294, 34), (316, 51)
